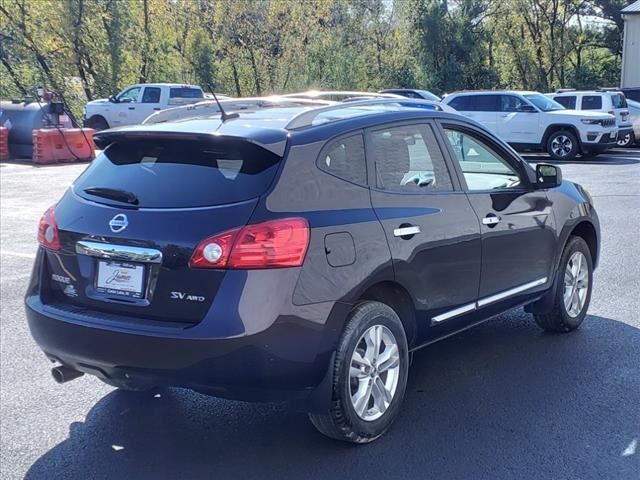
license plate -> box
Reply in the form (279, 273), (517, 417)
(610, 131), (617, 139)
(96, 260), (145, 298)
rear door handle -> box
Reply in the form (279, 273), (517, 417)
(482, 214), (501, 226)
(393, 225), (421, 238)
(128, 106), (135, 110)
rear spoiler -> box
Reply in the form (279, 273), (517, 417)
(93, 129), (288, 157)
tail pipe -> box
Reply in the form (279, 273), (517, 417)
(51, 365), (84, 384)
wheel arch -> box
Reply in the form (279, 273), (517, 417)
(568, 220), (599, 269)
(542, 124), (581, 148)
(357, 281), (417, 347)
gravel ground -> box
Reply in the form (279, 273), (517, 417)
(1, 149), (639, 480)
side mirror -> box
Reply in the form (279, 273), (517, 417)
(519, 104), (537, 113)
(109, 95), (118, 103)
(536, 163), (562, 188)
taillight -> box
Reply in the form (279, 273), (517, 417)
(608, 110), (615, 116)
(38, 205), (61, 251)
(190, 218), (310, 269)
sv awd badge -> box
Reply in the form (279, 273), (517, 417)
(171, 291), (206, 302)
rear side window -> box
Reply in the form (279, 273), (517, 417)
(169, 88), (204, 99)
(582, 96), (602, 110)
(554, 96), (576, 109)
(475, 95), (500, 112)
(448, 95), (475, 111)
(369, 124), (452, 192)
(318, 134), (366, 185)
(612, 94), (627, 108)
(141, 87), (161, 103)
(75, 139), (281, 208)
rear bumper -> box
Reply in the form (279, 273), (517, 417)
(25, 253), (349, 408)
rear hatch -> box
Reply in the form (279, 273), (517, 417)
(41, 136), (282, 325)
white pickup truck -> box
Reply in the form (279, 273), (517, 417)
(83, 83), (204, 130)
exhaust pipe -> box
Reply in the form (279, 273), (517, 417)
(51, 365), (84, 384)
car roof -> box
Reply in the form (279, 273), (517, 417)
(94, 100), (469, 156)
(448, 90), (540, 96)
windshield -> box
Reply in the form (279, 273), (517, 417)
(524, 94), (565, 112)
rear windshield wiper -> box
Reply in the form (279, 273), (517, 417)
(83, 187), (139, 205)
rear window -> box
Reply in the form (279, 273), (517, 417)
(582, 96), (602, 110)
(169, 87), (204, 99)
(612, 94), (627, 109)
(74, 139), (281, 208)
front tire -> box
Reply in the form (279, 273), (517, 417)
(309, 301), (409, 443)
(546, 130), (578, 161)
(534, 236), (593, 332)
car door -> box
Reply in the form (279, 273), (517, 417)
(112, 86), (142, 126)
(136, 86), (163, 123)
(497, 94), (539, 144)
(440, 122), (556, 304)
(366, 121), (482, 335)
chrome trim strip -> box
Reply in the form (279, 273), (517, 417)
(393, 226), (421, 237)
(477, 277), (547, 307)
(76, 241), (163, 264)
(432, 302), (476, 323)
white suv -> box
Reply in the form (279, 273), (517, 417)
(442, 90), (617, 160)
(547, 89), (634, 147)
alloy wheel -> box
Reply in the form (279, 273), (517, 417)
(563, 251), (589, 317)
(551, 135), (573, 157)
(349, 324), (401, 422)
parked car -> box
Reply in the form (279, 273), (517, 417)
(83, 83), (204, 130)
(624, 98), (640, 146)
(547, 89), (634, 148)
(281, 90), (401, 102)
(442, 90), (617, 160)
(621, 87), (640, 103)
(27, 97), (599, 443)
(379, 89), (441, 101)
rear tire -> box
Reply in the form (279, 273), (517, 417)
(309, 301), (409, 443)
(534, 236), (593, 332)
(546, 130), (578, 161)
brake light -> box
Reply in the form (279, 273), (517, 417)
(190, 218), (309, 269)
(37, 205), (61, 250)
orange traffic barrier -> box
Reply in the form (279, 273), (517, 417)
(0, 127), (8, 161)
(32, 128), (96, 164)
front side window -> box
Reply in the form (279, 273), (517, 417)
(581, 96), (603, 110)
(500, 95), (529, 112)
(318, 134), (367, 185)
(369, 124), (452, 192)
(553, 96), (577, 109)
(444, 128), (522, 191)
(117, 87), (141, 103)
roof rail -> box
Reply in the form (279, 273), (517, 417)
(284, 98), (452, 130)
(555, 88), (576, 93)
(598, 87), (622, 92)
(144, 96), (333, 124)
(280, 90), (402, 100)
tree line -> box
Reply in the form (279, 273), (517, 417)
(0, 0), (631, 118)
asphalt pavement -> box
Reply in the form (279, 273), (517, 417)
(1, 149), (639, 480)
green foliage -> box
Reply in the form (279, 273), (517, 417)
(0, 0), (626, 119)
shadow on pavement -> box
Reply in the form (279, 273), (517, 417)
(25, 314), (639, 480)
